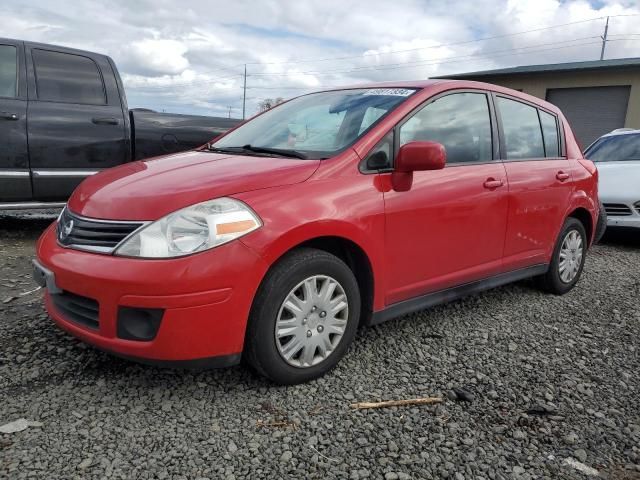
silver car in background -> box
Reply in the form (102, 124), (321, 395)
(585, 129), (640, 230)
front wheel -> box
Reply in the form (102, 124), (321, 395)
(536, 217), (587, 295)
(244, 248), (361, 384)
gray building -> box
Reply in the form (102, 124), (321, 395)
(435, 58), (640, 147)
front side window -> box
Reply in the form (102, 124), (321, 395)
(0, 45), (17, 98)
(213, 88), (417, 159)
(585, 133), (640, 162)
(497, 97), (545, 159)
(399, 92), (493, 164)
(33, 49), (106, 104)
(539, 110), (560, 157)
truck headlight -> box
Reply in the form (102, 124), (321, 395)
(114, 198), (261, 258)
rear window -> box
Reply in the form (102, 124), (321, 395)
(497, 97), (545, 159)
(33, 49), (106, 104)
(0, 45), (17, 98)
(585, 134), (640, 162)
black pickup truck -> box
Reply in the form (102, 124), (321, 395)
(0, 38), (240, 209)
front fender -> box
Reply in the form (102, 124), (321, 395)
(235, 176), (386, 310)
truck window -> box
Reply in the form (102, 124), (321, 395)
(0, 45), (17, 98)
(32, 49), (106, 105)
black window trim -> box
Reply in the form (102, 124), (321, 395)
(31, 47), (108, 106)
(492, 92), (566, 162)
(0, 43), (19, 100)
(360, 88), (501, 174)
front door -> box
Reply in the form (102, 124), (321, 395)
(25, 46), (128, 201)
(0, 40), (30, 202)
(383, 91), (509, 306)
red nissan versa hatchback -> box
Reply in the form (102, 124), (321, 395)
(34, 80), (599, 384)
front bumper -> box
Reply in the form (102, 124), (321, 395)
(35, 224), (268, 365)
(604, 200), (640, 229)
(607, 215), (640, 229)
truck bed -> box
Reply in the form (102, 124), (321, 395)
(131, 110), (241, 160)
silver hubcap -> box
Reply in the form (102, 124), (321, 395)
(558, 229), (584, 283)
(275, 275), (349, 368)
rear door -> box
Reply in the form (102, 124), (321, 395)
(495, 94), (573, 270)
(382, 91), (509, 305)
(0, 40), (30, 202)
(25, 45), (128, 200)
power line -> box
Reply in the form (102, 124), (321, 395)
(245, 15), (638, 67)
(249, 37), (605, 77)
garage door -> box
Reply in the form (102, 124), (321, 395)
(546, 86), (630, 148)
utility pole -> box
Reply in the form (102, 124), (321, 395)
(600, 16), (609, 61)
(242, 64), (247, 120)
(227, 106), (232, 118)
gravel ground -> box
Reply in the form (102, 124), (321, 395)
(1, 211), (639, 480)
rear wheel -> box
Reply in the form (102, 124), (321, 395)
(244, 248), (360, 384)
(536, 217), (587, 295)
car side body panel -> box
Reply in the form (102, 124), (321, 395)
(33, 79), (598, 371)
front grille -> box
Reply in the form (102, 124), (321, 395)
(57, 207), (145, 254)
(51, 291), (99, 330)
(603, 203), (633, 216)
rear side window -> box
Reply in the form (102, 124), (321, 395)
(497, 97), (545, 159)
(0, 45), (17, 98)
(400, 92), (493, 164)
(539, 110), (560, 157)
(32, 49), (105, 104)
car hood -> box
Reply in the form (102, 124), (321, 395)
(597, 161), (640, 202)
(67, 151), (320, 220)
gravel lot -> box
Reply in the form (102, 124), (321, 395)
(1, 211), (639, 480)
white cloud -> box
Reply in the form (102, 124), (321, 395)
(1, 0), (640, 116)
(126, 39), (190, 75)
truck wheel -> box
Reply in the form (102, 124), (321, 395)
(594, 200), (607, 244)
(536, 217), (587, 295)
(244, 248), (361, 385)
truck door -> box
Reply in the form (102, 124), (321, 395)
(0, 40), (30, 202)
(25, 45), (128, 201)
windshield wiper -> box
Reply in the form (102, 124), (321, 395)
(205, 144), (246, 154)
(240, 144), (308, 159)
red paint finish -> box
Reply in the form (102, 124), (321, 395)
(382, 162), (509, 304)
(36, 79), (598, 366)
(37, 223), (269, 360)
(501, 158), (575, 270)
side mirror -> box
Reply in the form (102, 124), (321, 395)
(395, 141), (446, 172)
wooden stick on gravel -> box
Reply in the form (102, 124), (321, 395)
(350, 397), (443, 410)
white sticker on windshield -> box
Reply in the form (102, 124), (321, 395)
(362, 88), (414, 97)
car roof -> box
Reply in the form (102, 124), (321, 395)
(318, 79), (561, 114)
(600, 128), (640, 138)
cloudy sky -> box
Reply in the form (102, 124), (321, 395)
(2, 0), (640, 118)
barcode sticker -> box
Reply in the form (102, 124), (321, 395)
(362, 88), (414, 97)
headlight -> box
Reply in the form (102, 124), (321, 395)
(114, 198), (261, 258)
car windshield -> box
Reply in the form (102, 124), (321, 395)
(585, 133), (640, 162)
(211, 88), (418, 159)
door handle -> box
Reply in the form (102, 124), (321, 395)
(92, 117), (119, 125)
(0, 112), (18, 121)
(556, 171), (570, 181)
(483, 178), (504, 189)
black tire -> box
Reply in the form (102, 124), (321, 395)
(244, 248), (361, 384)
(536, 217), (587, 295)
(594, 200), (607, 244)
